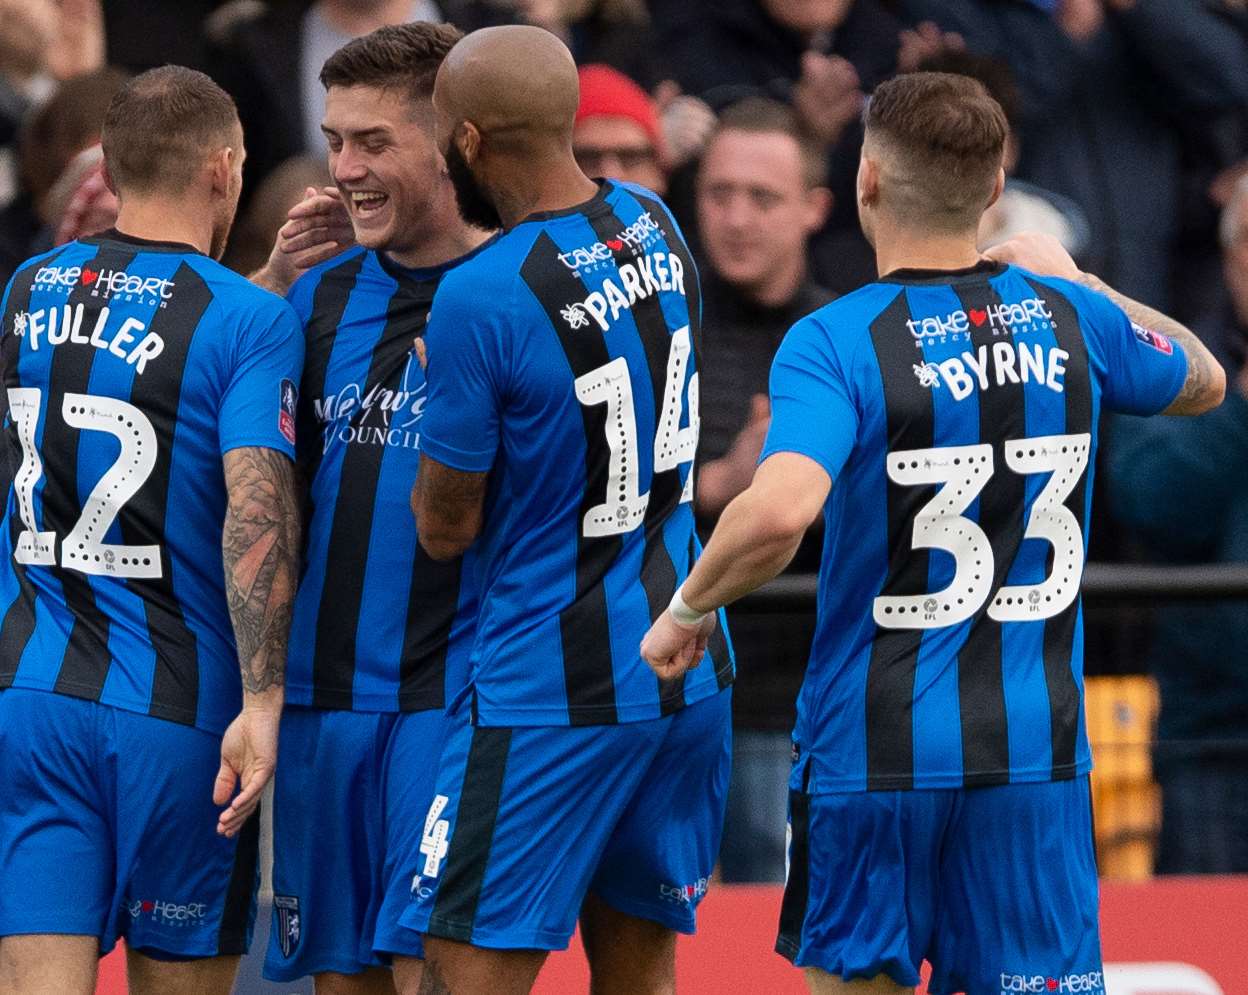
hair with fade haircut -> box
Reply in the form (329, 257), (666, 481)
(864, 71), (1008, 232)
(319, 22), (464, 104)
(710, 96), (828, 190)
(101, 65), (239, 196)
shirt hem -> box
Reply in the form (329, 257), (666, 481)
(804, 759), (1091, 794)
(417, 432), (495, 473)
(4, 678), (225, 736)
(472, 678), (727, 727)
(282, 681), (442, 713)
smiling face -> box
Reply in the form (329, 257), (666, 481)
(321, 84), (445, 253)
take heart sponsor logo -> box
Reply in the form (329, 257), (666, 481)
(606, 239), (625, 251)
(968, 307), (988, 327)
(80, 268), (99, 286)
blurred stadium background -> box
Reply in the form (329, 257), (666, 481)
(2, 0), (1245, 991)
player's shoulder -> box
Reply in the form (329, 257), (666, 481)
(433, 228), (530, 307)
(796, 281), (905, 341)
(998, 265), (1104, 312)
(183, 254), (295, 321)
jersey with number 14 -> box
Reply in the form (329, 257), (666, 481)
(419, 180), (733, 727)
(761, 261), (1187, 793)
(0, 231), (304, 735)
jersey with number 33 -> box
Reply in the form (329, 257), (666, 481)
(419, 180), (733, 727)
(761, 261), (1188, 793)
(0, 231), (304, 735)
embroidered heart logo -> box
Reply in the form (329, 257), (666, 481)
(606, 239), (624, 251)
(81, 268), (99, 286)
(968, 307), (988, 327)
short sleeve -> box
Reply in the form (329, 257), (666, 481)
(418, 274), (505, 473)
(759, 315), (860, 481)
(1078, 284), (1188, 416)
(218, 297), (305, 458)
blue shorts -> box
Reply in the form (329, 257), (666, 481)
(400, 688), (732, 950)
(0, 688), (258, 958)
(263, 706), (447, 982)
(778, 772), (1104, 993)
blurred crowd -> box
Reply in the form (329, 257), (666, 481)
(2, 0), (1246, 879)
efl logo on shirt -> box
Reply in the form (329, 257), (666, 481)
(279, 378), (297, 445)
(1131, 321), (1173, 355)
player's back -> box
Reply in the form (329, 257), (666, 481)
(420, 180), (733, 726)
(0, 230), (303, 734)
(768, 261), (1187, 793)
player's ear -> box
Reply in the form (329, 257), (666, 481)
(100, 162), (117, 198)
(858, 154), (880, 209)
(208, 146), (232, 196)
(457, 121), (481, 165)
(986, 166), (1005, 210)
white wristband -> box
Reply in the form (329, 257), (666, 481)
(668, 585), (710, 629)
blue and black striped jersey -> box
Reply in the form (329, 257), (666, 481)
(419, 180), (734, 727)
(0, 230), (304, 735)
(760, 261), (1188, 792)
(285, 245), (486, 712)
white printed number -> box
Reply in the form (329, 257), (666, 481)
(874, 433), (1091, 629)
(575, 325), (699, 537)
(420, 794), (450, 878)
(7, 388), (162, 578)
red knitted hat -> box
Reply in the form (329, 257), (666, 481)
(576, 64), (664, 157)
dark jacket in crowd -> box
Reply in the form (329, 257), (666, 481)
(899, 0), (1248, 311)
(696, 273), (833, 732)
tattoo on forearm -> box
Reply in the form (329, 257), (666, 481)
(222, 447), (301, 695)
(1079, 273), (1219, 412)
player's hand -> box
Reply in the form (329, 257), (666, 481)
(214, 701), (281, 838)
(641, 610), (717, 681)
(413, 336), (428, 371)
(255, 187), (355, 295)
(983, 231), (1082, 281)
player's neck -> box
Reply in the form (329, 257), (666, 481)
(384, 221), (491, 271)
(493, 157), (599, 230)
(874, 228), (982, 278)
(113, 200), (213, 256)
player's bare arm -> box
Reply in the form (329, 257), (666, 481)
(249, 186), (355, 296)
(215, 445), (301, 837)
(411, 457), (488, 561)
(985, 232), (1226, 415)
(641, 452), (831, 679)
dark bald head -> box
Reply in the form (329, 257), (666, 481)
(434, 25), (580, 151)
(434, 25), (596, 229)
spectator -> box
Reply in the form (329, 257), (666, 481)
(574, 64), (668, 194)
(896, 0), (1248, 311)
(0, 66), (127, 286)
(520, 0), (662, 86)
(1105, 178), (1248, 874)
(692, 97), (832, 882)
(45, 144), (118, 246)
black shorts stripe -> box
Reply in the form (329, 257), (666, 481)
(519, 232), (619, 725)
(216, 801), (261, 955)
(296, 254), (366, 490)
(44, 244), (137, 701)
(586, 207), (687, 715)
(775, 785), (812, 961)
(950, 281), (1023, 787)
(1026, 278), (1092, 777)
(864, 289), (930, 791)
(126, 261), (211, 725)
(312, 283), (432, 709)
(0, 250), (74, 685)
(427, 726), (512, 942)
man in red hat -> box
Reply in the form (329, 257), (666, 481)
(573, 63), (669, 194)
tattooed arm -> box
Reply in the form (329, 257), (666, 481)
(1074, 272), (1226, 415)
(985, 232), (1226, 416)
(411, 456), (488, 562)
(213, 445), (302, 837)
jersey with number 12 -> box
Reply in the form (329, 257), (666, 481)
(419, 180), (733, 727)
(761, 261), (1188, 793)
(0, 231), (304, 735)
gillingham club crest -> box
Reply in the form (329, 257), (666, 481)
(273, 895), (301, 957)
